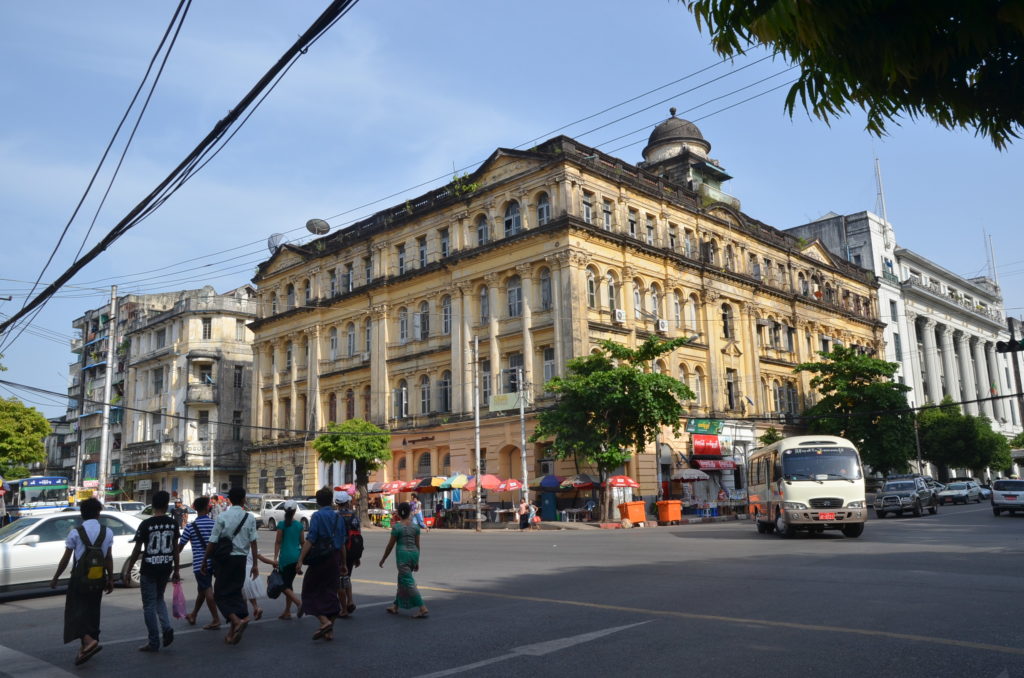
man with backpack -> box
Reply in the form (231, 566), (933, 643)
(125, 490), (181, 652)
(335, 491), (363, 615)
(201, 486), (259, 646)
(49, 497), (114, 666)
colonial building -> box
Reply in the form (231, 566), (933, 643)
(786, 212), (1021, 443)
(121, 285), (256, 503)
(246, 115), (884, 498)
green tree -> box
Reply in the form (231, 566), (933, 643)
(685, 1), (1024, 148)
(794, 346), (914, 475)
(311, 418), (392, 521)
(757, 426), (783, 447)
(530, 336), (695, 521)
(1010, 431), (1024, 449)
(918, 396), (1012, 479)
(0, 397), (51, 479)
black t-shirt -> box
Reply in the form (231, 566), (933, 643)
(134, 515), (180, 578)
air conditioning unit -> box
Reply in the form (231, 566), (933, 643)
(657, 319), (669, 333)
(613, 309), (627, 323)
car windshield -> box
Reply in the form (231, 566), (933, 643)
(0, 517), (41, 543)
(299, 502), (318, 511)
(945, 483), (967, 490)
(113, 502), (145, 512)
(781, 447), (862, 481)
(245, 497), (262, 512)
(994, 480), (1024, 491)
(883, 482), (914, 492)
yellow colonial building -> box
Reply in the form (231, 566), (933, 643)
(245, 115), (883, 499)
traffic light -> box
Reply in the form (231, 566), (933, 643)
(996, 338), (1024, 353)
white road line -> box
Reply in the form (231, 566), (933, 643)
(0, 644), (77, 677)
(412, 621), (652, 678)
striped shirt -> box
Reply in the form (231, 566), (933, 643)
(179, 514), (215, 572)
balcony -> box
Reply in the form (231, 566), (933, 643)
(122, 441), (177, 471)
(901, 278), (1003, 325)
(186, 383), (218, 404)
(881, 271), (899, 285)
(697, 183), (741, 211)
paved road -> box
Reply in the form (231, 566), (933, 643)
(2, 502), (1022, 677)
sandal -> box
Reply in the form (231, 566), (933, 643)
(312, 623), (333, 640)
(75, 642), (102, 666)
(413, 610), (430, 619)
(230, 619), (249, 645)
(347, 604), (356, 613)
(202, 622), (222, 631)
(385, 606), (398, 615)
(185, 613), (197, 626)
(253, 607), (263, 621)
(278, 613), (292, 620)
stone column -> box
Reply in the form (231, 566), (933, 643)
(371, 305), (389, 424)
(939, 327), (958, 400)
(250, 345), (263, 443)
(269, 341), (280, 439)
(518, 264), (535, 398)
(956, 333), (979, 415)
(920, 320), (942, 404)
(547, 253), (569, 376)
(485, 273), (501, 393)
(701, 288), (723, 412)
(973, 338), (994, 419)
(986, 342), (1004, 422)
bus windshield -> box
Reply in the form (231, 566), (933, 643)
(20, 478), (69, 505)
(781, 447), (861, 481)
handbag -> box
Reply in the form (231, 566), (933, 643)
(530, 515), (541, 524)
(172, 580), (187, 619)
(304, 513), (339, 565)
(266, 568), (285, 600)
(212, 513), (249, 563)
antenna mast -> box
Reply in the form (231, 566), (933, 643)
(874, 157), (891, 247)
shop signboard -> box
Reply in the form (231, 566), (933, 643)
(686, 419), (724, 435)
(136, 479), (153, 491)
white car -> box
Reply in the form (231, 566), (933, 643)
(262, 500), (318, 531)
(937, 482), (981, 504)
(991, 479), (1024, 516)
(0, 511), (193, 593)
(105, 501), (146, 513)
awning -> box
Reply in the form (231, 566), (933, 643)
(671, 468), (710, 481)
(693, 458), (737, 470)
(692, 434), (721, 456)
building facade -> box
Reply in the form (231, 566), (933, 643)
(246, 116), (884, 498)
(121, 286), (256, 503)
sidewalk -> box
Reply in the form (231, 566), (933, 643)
(539, 513), (751, 530)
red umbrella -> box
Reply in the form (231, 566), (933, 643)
(497, 478), (524, 492)
(381, 481), (404, 494)
(604, 475), (640, 488)
(401, 478), (423, 492)
(334, 484), (356, 494)
(464, 474), (503, 492)
(560, 473), (597, 489)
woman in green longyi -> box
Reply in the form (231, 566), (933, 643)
(379, 501), (429, 618)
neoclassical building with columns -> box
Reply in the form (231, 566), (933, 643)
(244, 115), (884, 497)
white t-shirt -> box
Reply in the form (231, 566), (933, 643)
(65, 518), (114, 561)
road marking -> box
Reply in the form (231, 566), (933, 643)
(353, 578), (1024, 657)
(412, 621), (651, 677)
(0, 644), (76, 677)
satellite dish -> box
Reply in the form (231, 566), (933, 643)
(267, 233), (284, 255)
(306, 218), (330, 235)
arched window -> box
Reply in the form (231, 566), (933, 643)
(693, 367), (706, 405)
(346, 322), (356, 356)
(259, 468), (269, 493)
(798, 272), (809, 296)
(686, 293), (700, 329)
(416, 301), (430, 340)
(507, 275), (522, 317)
(633, 282), (642, 319)
(329, 327), (338, 360)
(285, 341), (293, 369)
(606, 272), (618, 310)
(586, 270), (597, 308)
(416, 452), (432, 478)
(362, 385), (371, 417)
(476, 215), (490, 245)
(304, 280), (311, 305)
(538, 268), (552, 310)
(395, 379), (408, 418)
(672, 292), (682, 326)
(649, 284), (661, 318)
(479, 285), (490, 322)
(678, 364), (690, 391)
(345, 389), (355, 420)
(274, 467), (286, 494)
(653, 360), (664, 374)
(286, 284), (295, 309)
(398, 307), (409, 343)
(270, 293), (278, 315)
(724, 244), (735, 271)
(536, 192), (550, 226)
(419, 375), (431, 414)
(439, 370), (452, 412)
(441, 295), (452, 335)
(504, 201), (521, 236)
(364, 319), (372, 353)
(328, 392), (337, 423)
(721, 304), (734, 339)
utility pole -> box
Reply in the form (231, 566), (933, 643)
(518, 367), (528, 503)
(913, 415), (924, 475)
(97, 286), (117, 505)
(473, 336), (482, 533)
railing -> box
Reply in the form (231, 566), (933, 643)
(881, 271), (899, 285)
(122, 442), (177, 471)
(901, 278), (1003, 323)
(186, 383), (218, 403)
(697, 183), (741, 210)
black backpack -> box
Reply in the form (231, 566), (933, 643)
(73, 525), (107, 591)
(212, 513), (249, 563)
(341, 510), (364, 561)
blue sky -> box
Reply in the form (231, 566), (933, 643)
(1, 1), (1021, 418)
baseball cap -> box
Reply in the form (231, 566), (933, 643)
(283, 499), (298, 511)
(334, 490), (351, 504)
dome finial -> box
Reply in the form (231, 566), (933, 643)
(669, 107), (677, 117)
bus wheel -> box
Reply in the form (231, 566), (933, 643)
(754, 513), (769, 534)
(842, 523), (864, 538)
(775, 511), (796, 538)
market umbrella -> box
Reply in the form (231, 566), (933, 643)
(529, 474), (564, 491)
(400, 478), (423, 492)
(560, 473), (597, 489)
(671, 468), (710, 482)
(604, 475), (640, 488)
(497, 478), (524, 492)
(334, 484), (356, 495)
(440, 473), (469, 489)
(366, 482), (385, 493)
(413, 477), (446, 493)
(381, 480), (405, 494)
(464, 474), (503, 492)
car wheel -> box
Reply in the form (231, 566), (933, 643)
(775, 511), (796, 538)
(912, 500), (922, 517)
(993, 507), (1001, 516)
(928, 502), (937, 515)
(975, 496), (982, 504)
(842, 523), (864, 538)
(875, 510), (886, 519)
(121, 558), (141, 588)
(301, 518), (309, 530)
(267, 517), (276, 531)
(753, 512), (769, 534)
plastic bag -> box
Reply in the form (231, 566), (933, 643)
(248, 572), (267, 600)
(266, 568), (284, 600)
(172, 579), (187, 619)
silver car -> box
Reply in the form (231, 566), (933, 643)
(991, 479), (1024, 516)
(937, 482), (981, 504)
(262, 500), (318, 530)
(0, 511), (193, 593)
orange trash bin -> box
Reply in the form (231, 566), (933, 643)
(656, 500), (682, 524)
(617, 501), (646, 524)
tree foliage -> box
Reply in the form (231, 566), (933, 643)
(794, 346), (914, 475)
(0, 397), (51, 479)
(530, 336), (695, 520)
(918, 396), (1012, 479)
(686, 0), (1024, 148)
(757, 426), (783, 447)
(312, 418), (391, 520)
(1010, 431), (1024, 449)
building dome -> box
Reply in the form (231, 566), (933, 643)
(641, 108), (711, 163)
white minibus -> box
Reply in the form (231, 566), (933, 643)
(748, 435), (866, 538)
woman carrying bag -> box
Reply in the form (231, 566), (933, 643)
(296, 487), (347, 641)
(273, 499), (305, 619)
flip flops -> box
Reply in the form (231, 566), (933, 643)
(385, 606), (398, 615)
(312, 623), (333, 640)
(202, 622), (221, 631)
(74, 643), (102, 665)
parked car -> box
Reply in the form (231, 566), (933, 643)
(873, 477), (939, 518)
(104, 501), (145, 513)
(991, 479), (1024, 516)
(937, 482), (981, 504)
(0, 511), (193, 593)
(977, 485), (992, 499)
(261, 500), (318, 530)
(245, 493), (284, 529)
(135, 504), (196, 524)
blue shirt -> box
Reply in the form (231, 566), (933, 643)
(306, 506), (346, 549)
(179, 514), (215, 572)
